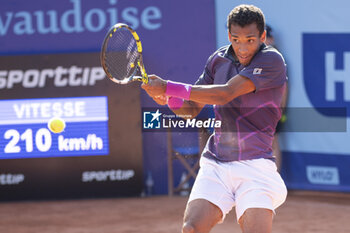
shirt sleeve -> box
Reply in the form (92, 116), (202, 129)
(194, 52), (216, 85)
(239, 50), (287, 92)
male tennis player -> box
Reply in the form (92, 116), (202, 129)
(142, 4), (287, 233)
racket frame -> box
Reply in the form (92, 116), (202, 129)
(101, 23), (148, 84)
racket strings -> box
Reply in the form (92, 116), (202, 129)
(105, 28), (139, 81)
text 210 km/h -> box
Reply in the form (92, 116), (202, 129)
(3, 128), (103, 154)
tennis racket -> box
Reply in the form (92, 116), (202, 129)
(100, 23), (148, 84)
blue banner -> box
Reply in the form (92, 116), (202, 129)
(303, 33), (350, 117)
(0, 0), (164, 54)
(282, 151), (350, 192)
(0, 0), (215, 56)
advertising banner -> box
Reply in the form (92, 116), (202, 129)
(0, 53), (143, 200)
(0, 0), (217, 197)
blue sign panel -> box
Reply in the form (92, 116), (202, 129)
(303, 33), (350, 117)
(282, 151), (350, 192)
(0, 0), (163, 54)
(0, 0), (215, 56)
(0, 96), (109, 159)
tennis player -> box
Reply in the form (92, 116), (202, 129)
(142, 4), (287, 233)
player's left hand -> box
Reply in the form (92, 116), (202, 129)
(141, 75), (167, 97)
(152, 94), (168, 105)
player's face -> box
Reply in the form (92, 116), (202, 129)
(228, 23), (266, 66)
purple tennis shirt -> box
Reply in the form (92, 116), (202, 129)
(195, 44), (287, 162)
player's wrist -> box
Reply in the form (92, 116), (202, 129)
(167, 97), (184, 110)
(165, 81), (192, 100)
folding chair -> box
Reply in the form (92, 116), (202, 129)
(167, 128), (210, 196)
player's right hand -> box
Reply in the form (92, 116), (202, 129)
(141, 75), (167, 97)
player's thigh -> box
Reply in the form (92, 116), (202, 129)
(182, 199), (222, 233)
(238, 208), (273, 233)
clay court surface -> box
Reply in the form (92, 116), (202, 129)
(0, 191), (349, 233)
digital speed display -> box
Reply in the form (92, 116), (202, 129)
(0, 96), (109, 159)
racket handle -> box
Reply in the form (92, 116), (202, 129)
(133, 75), (148, 83)
(142, 73), (148, 84)
(134, 76), (143, 82)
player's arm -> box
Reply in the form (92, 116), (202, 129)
(142, 74), (256, 106)
(147, 94), (206, 119)
(188, 74), (255, 105)
(165, 74), (255, 118)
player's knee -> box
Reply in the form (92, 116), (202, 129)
(182, 221), (196, 233)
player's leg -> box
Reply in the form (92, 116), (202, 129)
(238, 208), (273, 233)
(182, 156), (236, 233)
(182, 199), (222, 233)
(233, 159), (287, 233)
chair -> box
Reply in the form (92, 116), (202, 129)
(167, 128), (210, 196)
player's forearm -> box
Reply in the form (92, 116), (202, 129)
(166, 75), (255, 106)
(189, 85), (233, 105)
(166, 80), (233, 105)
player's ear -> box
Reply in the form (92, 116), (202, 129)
(260, 30), (266, 43)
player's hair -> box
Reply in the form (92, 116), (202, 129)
(227, 5), (265, 36)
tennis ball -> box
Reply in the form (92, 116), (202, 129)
(48, 117), (66, 133)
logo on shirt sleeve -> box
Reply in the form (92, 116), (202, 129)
(253, 68), (263, 74)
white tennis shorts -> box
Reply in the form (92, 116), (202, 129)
(188, 156), (287, 223)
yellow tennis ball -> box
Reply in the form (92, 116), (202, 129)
(48, 117), (66, 133)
